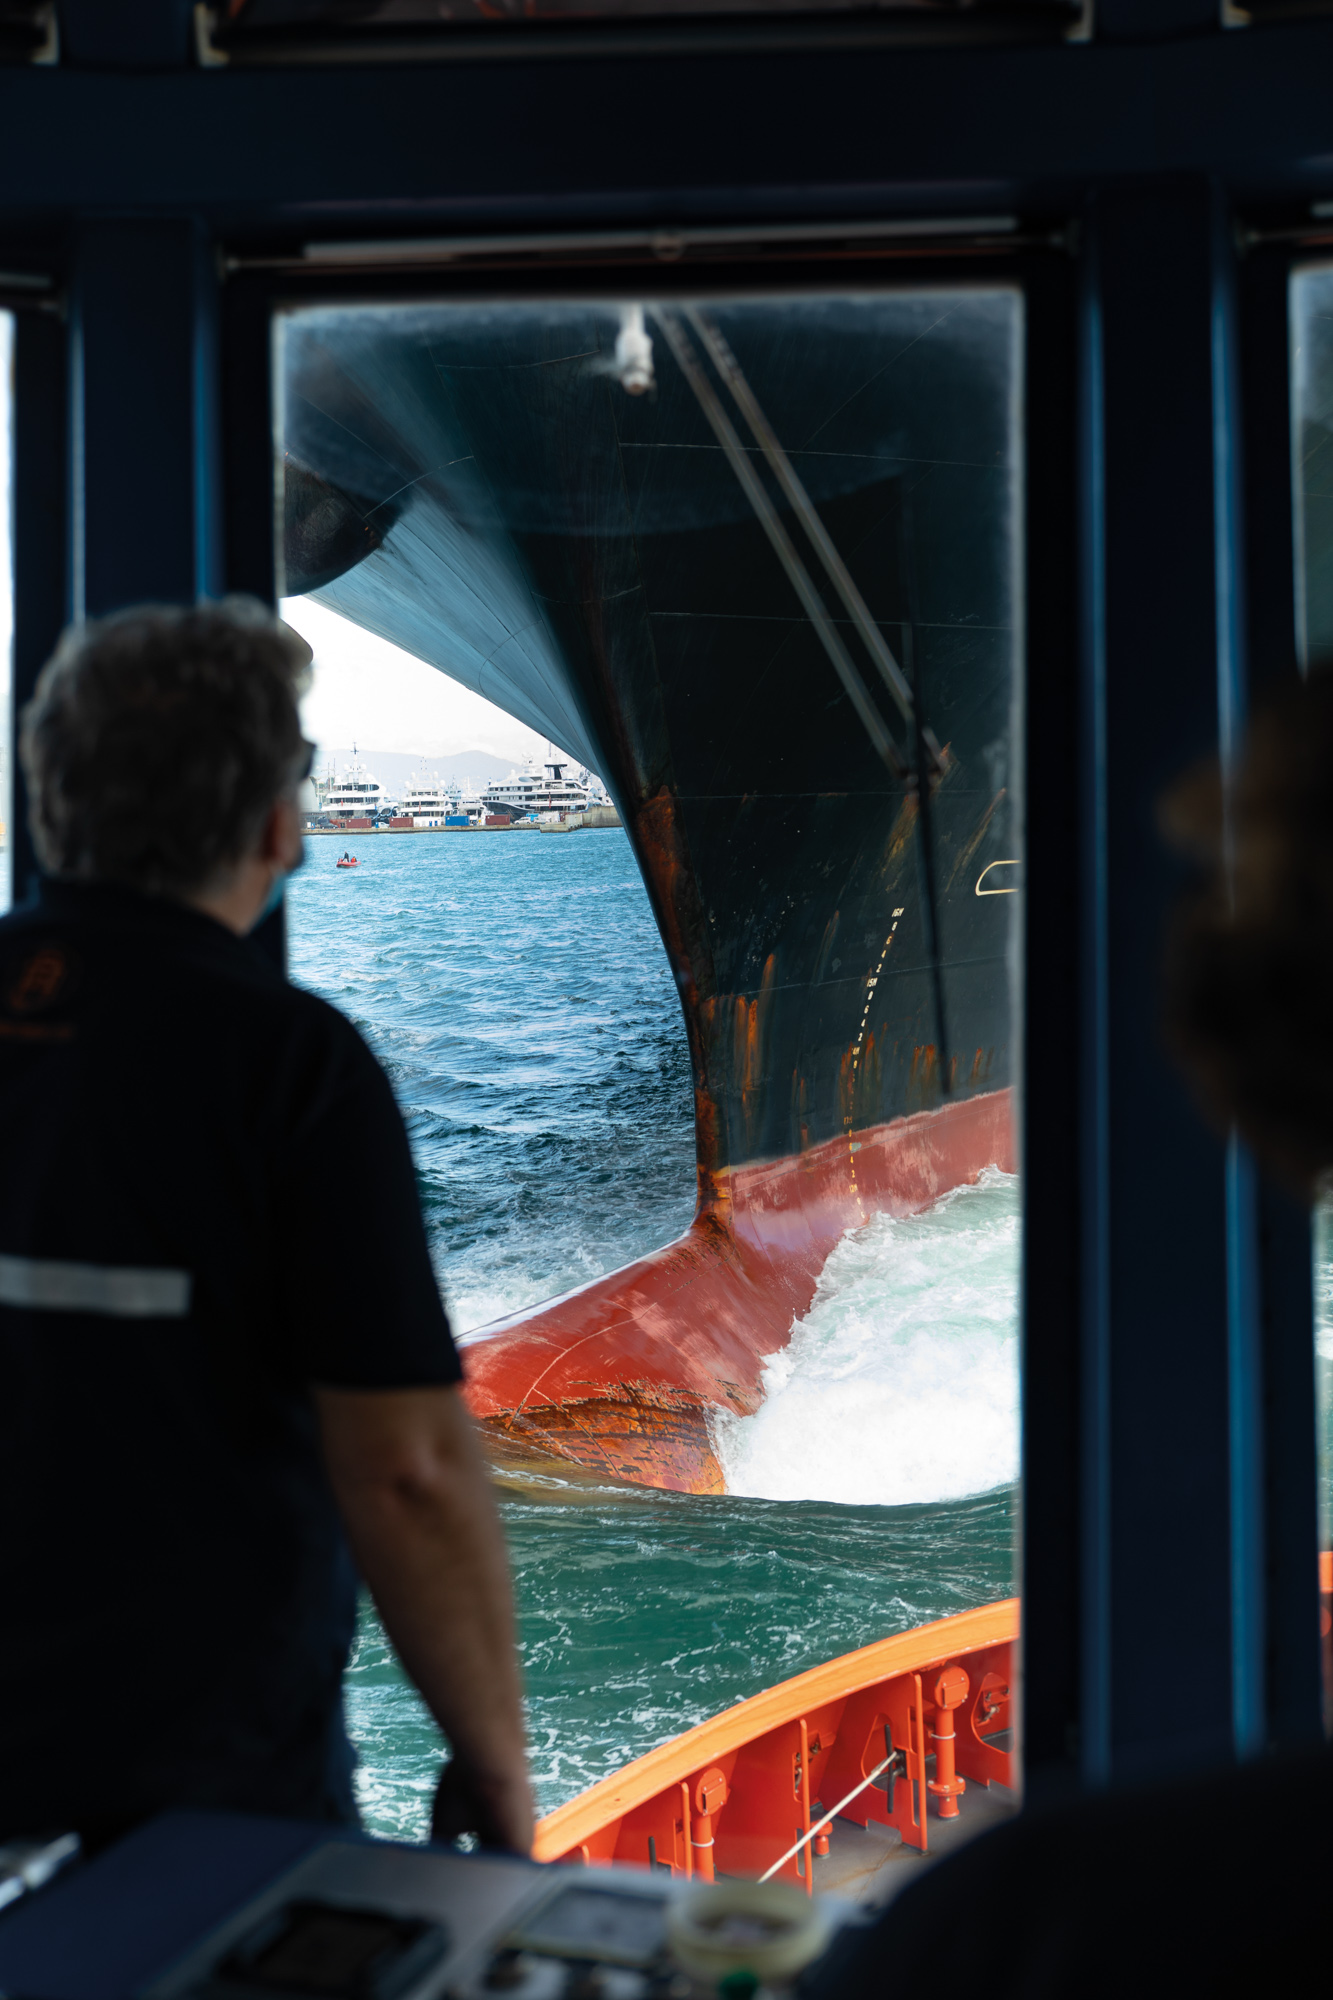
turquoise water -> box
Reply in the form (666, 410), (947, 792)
(286, 828), (1020, 1839)
(287, 828), (696, 1334)
(345, 1480), (1016, 1839)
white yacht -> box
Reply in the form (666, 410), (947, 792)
(482, 746), (593, 821)
(323, 752), (386, 823)
(401, 766), (459, 827)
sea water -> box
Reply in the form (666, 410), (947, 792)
(288, 826), (696, 1330)
(285, 829), (1020, 1838)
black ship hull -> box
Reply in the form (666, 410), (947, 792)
(282, 291), (1021, 1488)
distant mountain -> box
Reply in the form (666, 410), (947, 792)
(317, 748), (526, 791)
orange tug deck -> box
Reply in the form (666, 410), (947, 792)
(533, 1600), (1019, 1912)
(535, 1555), (1333, 1908)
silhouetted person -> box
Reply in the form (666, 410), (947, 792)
(0, 600), (532, 1856)
(833, 670), (1333, 1997)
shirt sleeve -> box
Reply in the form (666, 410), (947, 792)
(278, 1022), (463, 1391)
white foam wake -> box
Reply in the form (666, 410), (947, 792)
(713, 1167), (1020, 1508)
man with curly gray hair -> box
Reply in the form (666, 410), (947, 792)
(21, 596), (314, 908)
(0, 600), (532, 1858)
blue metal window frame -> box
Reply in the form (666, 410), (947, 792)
(0, 1), (1328, 1799)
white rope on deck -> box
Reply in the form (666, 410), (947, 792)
(757, 1754), (895, 1883)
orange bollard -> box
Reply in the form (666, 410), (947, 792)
(926, 1665), (970, 1820)
(691, 1767), (728, 1882)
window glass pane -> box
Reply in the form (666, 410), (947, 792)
(1287, 265), (1333, 1724)
(0, 311), (12, 917)
(1315, 1198), (1333, 1727)
(276, 288), (1024, 1871)
(1291, 265), (1333, 669)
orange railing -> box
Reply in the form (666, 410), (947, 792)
(537, 1554), (1333, 1887)
(534, 1599), (1019, 1889)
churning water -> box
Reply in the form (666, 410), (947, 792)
(715, 1170), (1020, 1510)
(286, 827), (1020, 1840)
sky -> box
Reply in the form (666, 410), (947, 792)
(281, 595), (550, 771)
(0, 346), (547, 849)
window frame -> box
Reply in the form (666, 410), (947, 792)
(223, 231), (1083, 1791)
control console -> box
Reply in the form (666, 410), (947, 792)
(142, 1836), (861, 2000)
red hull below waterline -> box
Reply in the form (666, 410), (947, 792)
(463, 1087), (1015, 1493)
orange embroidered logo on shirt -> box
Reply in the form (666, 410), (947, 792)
(3, 944), (80, 1036)
(8, 946), (72, 1014)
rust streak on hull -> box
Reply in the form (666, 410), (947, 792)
(481, 1391), (725, 1495)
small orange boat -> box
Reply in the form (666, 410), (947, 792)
(534, 1599), (1019, 1906)
(335, 855), (359, 869)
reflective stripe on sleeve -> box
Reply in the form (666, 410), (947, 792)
(0, 1254), (192, 1317)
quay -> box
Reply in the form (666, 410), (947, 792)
(305, 807), (622, 836)
(304, 822), (543, 836)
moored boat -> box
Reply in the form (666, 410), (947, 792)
(483, 747), (592, 821)
(323, 752), (387, 825)
(403, 764), (460, 827)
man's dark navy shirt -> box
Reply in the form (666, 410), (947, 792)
(0, 879), (462, 1842)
